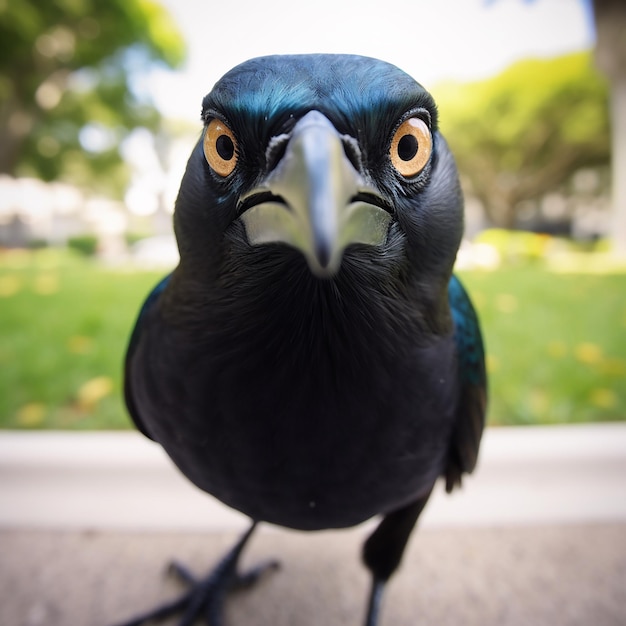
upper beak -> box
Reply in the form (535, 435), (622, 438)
(239, 111), (392, 277)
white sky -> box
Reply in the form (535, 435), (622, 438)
(150, 0), (594, 123)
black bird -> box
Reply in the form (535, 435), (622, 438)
(118, 54), (487, 626)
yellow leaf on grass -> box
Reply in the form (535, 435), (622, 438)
(600, 358), (626, 377)
(495, 293), (518, 314)
(547, 341), (567, 358)
(486, 354), (499, 373)
(529, 389), (549, 415)
(77, 376), (113, 410)
(16, 403), (46, 426)
(33, 273), (59, 295)
(0, 275), (21, 297)
(589, 388), (617, 410)
(67, 335), (94, 354)
(574, 343), (603, 365)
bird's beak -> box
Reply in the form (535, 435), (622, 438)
(239, 111), (392, 277)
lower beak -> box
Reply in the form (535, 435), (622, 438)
(239, 111), (392, 277)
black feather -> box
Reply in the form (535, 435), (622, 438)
(122, 54), (487, 625)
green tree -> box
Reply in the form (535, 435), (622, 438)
(0, 0), (185, 197)
(435, 52), (610, 229)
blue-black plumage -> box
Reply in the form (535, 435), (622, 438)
(119, 54), (487, 626)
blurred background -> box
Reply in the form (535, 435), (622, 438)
(0, 0), (624, 431)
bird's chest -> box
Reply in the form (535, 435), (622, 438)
(147, 320), (458, 530)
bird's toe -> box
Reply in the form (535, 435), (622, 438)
(112, 524), (279, 626)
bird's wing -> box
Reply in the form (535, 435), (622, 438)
(123, 274), (171, 440)
(444, 274), (487, 492)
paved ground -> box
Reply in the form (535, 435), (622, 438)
(2, 523), (625, 626)
(1, 424), (625, 626)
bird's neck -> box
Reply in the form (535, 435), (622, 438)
(167, 249), (450, 369)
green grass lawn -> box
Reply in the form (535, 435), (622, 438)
(0, 248), (624, 429)
(459, 268), (626, 424)
(0, 248), (162, 429)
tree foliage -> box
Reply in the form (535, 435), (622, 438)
(434, 52), (610, 228)
(0, 0), (185, 197)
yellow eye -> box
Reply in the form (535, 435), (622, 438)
(389, 117), (432, 178)
(203, 118), (238, 177)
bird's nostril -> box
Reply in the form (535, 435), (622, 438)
(350, 192), (394, 215)
(237, 191), (288, 217)
(341, 135), (363, 172)
(265, 134), (290, 171)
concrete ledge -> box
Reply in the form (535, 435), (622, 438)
(1, 424), (625, 531)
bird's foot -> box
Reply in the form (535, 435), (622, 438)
(113, 522), (279, 626)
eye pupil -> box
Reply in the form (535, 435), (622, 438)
(204, 119), (238, 176)
(216, 134), (234, 161)
(389, 116), (431, 177)
(397, 134), (418, 161)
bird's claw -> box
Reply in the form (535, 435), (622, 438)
(113, 559), (280, 626)
(112, 524), (279, 626)
(229, 559), (281, 592)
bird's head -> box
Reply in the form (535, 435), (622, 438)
(174, 54), (463, 288)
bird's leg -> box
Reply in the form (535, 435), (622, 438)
(364, 577), (386, 626)
(361, 490), (433, 626)
(112, 521), (279, 626)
